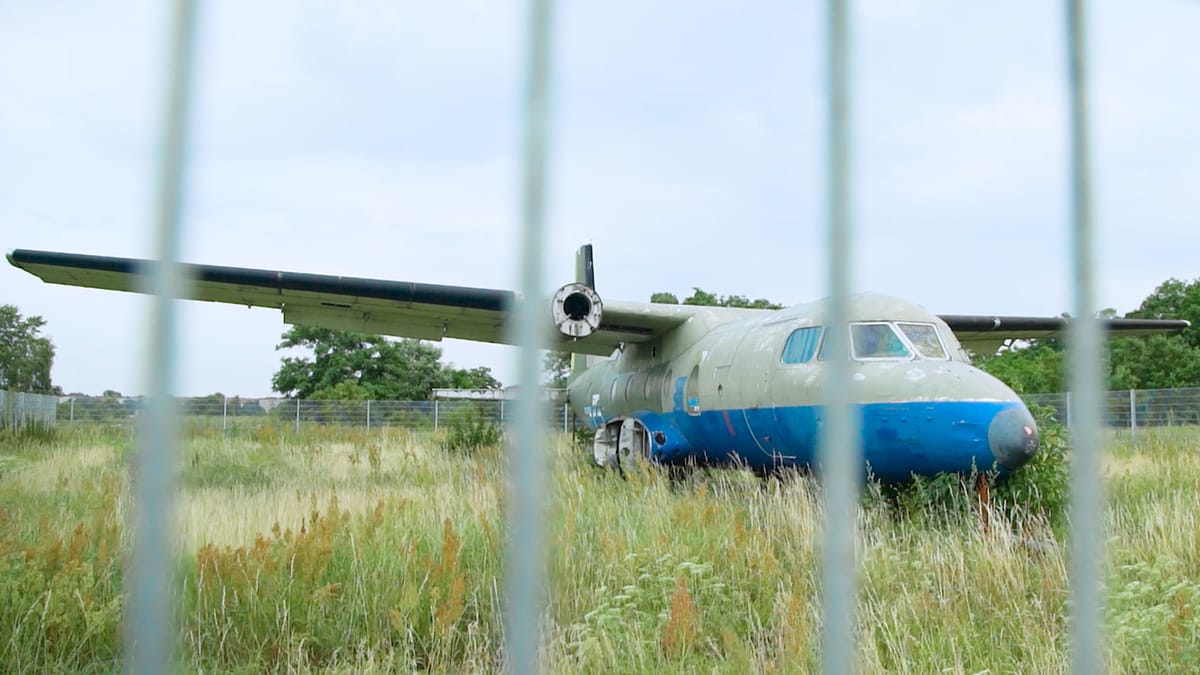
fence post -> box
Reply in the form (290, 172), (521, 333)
(563, 402), (568, 433)
(222, 395), (228, 432)
(295, 399), (300, 433)
(1129, 389), (1137, 441)
(1065, 391), (1073, 428)
(434, 400), (439, 431)
(70, 397), (74, 423)
(366, 399), (371, 430)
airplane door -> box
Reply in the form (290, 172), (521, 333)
(765, 324), (825, 465)
(739, 323), (786, 460)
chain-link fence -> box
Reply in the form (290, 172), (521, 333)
(0, 390), (59, 432)
(1024, 387), (1200, 435)
(55, 394), (573, 433)
(45, 386), (1200, 436)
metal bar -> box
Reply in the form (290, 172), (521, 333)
(126, 1), (197, 672)
(1129, 389), (1136, 440)
(506, 0), (554, 672)
(1065, 1), (1105, 672)
(820, 1), (859, 673)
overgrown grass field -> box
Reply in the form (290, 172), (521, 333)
(0, 419), (1198, 672)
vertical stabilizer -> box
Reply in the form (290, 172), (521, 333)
(575, 243), (595, 289)
(572, 244), (595, 374)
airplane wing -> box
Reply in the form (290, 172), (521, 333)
(6, 249), (714, 356)
(939, 314), (1191, 354)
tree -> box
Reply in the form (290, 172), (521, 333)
(1103, 279), (1200, 389)
(975, 343), (1065, 395)
(655, 287), (784, 310)
(271, 326), (501, 400)
(976, 278), (1200, 392)
(444, 365), (503, 391)
(1125, 278), (1200, 349)
(0, 304), (58, 394)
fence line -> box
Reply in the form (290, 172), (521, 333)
(1025, 386), (1200, 434)
(53, 394), (572, 433)
(39, 387), (1200, 437)
(0, 390), (59, 431)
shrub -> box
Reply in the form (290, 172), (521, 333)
(992, 404), (1070, 530)
(441, 404), (501, 454)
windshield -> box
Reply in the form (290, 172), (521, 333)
(850, 323), (911, 360)
(897, 322), (948, 359)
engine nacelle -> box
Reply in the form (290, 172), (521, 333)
(551, 282), (603, 338)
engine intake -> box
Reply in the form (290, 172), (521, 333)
(552, 282), (602, 337)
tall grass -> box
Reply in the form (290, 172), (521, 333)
(0, 423), (1198, 671)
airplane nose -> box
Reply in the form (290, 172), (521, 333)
(988, 405), (1039, 470)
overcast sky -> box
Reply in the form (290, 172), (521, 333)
(3, 1), (1198, 397)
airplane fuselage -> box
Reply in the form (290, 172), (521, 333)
(567, 294), (1040, 481)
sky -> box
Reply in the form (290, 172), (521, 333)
(2, 1), (1198, 397)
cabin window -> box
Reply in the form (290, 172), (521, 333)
(897, 322), (948, 359)
(781, 326), (823, 364)
(624, 374), (639, 401)
(850, 322), (911, 360)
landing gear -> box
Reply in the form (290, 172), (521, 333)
(593, 417), (652, 476)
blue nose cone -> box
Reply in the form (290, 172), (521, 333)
(988, 405), (1040, 470)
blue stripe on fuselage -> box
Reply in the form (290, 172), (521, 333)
(628, 400), (1020, 481)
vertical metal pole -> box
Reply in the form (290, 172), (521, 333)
(820, 1), (859, 673)
(563, 402), (568, 433)
(434, 400), (439, 431)
(127, 1), (196, 673)
(1065, 1), (1105, 672)
(366, 399), (371, 430)
(69, 397), (74, 423)
(507, 1), (553, 672)
(295, 399), (300, 433)
(222, 394), (228, 432)
(1129, 389), (1136, 441)
(1066, 390), (1073, 428)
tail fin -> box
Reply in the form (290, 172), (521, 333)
(575, 243), (595, 289)
(572, 244), (595, 375)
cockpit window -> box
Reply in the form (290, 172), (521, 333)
(781, 326), (822, 364)
(850, 322), (911, 360)
(897, 322), (948, 359)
